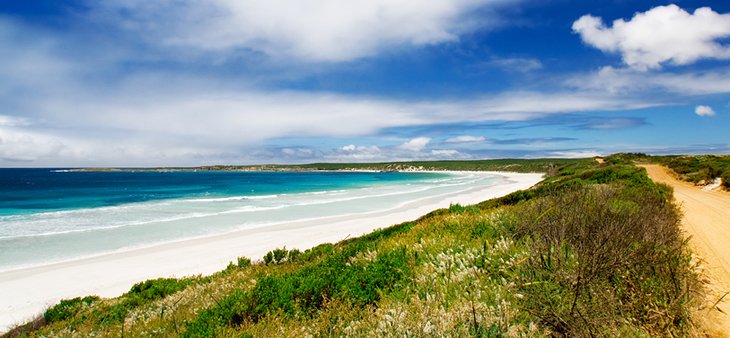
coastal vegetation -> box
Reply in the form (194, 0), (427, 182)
(74, 158), (590, 175)
(6, 156), (704, 337)
(658, 155), (730, 189)
(606, 153), (730, 190)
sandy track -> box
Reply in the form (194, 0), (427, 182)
(642, 165), (730, 335)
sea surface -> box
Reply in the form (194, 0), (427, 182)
(0, 169), (499, 271)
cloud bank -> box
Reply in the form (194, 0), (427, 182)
(573, 5), (730, 70)
(93, 0), (513, 62)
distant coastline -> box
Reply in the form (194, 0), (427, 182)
(66, 158), (586, 174)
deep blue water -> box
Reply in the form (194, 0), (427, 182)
(0, 169), (441, 216)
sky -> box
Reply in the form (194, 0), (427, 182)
(0, 0), (729, 167)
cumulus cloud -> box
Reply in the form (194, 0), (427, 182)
(445, 135), (486, 143)
(573, 5), (730, 70)
(398, 137), (431, 152)
(92, 0), (513, 62)
(695, 105), (716, 117)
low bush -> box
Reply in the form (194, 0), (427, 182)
(513, 184), (697, 336)
(237, 256), (252, 268)
(662, 155), (730, 185)
(184, 246), (412, 336)
(44, 296), (100, 324)
(96, 278), (193, 324)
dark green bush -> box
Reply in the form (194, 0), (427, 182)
(262, 247), (301, 265)
(44, 296), (100, 323)
(448, 203), (480, 214)
(237, 256), (252, 268)
(127, 277), (191, 301)
(97, 278), (192, 324)
(263, 251), (274, 265)
(287, 249), (301, 262)
(272, 248), (287, 263)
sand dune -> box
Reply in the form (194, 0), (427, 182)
(642, 165), (730, 336)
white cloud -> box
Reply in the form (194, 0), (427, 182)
(695, 105), (716, 117)
(0, 82), (658, 166)
(0, 115), (29, 127)
(93, 0), (513, 62)
(548, 150), (603, 158)
(573, 5), (730, 70)
(431, 149), (467, 158)
(567, 66), (730, 96)
(341, 144), (357, 152)
(398, 137), (431, 152)
(489, 57), (542, 72)
(330, 144), (383, 161)
(445, 135), (486, 143)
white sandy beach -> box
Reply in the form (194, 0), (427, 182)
(0, 171), (542, 331)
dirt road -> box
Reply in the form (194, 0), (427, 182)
(642, 165), (730, 335)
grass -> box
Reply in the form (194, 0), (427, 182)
(6, 155), (703, 337)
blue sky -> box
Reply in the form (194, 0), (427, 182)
(0, 0), (729, 166)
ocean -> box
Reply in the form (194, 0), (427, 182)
(0, 169), (498, 271)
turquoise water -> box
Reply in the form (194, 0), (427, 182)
(0, 169), (498, 271)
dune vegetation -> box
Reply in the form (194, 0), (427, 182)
(608, 153), (730, 190)
(6, 156), (704, 337)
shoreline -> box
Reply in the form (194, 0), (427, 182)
(0, 171), (543, 331)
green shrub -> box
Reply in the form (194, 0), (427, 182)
(262, 247), (301, 265)
(263, 251), (274, 265)
(237, 256), (252, 268)
(298, 243), (335, 262)
(97, 278), (192, 324)
(127, 277), (191, 301)
(44, 296), (100, 323)
(272, 248), (288, 263)
(448, 203), (480, 214)
(287, 249), (301, 262)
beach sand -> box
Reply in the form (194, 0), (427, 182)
(0, 171), (542, 331)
